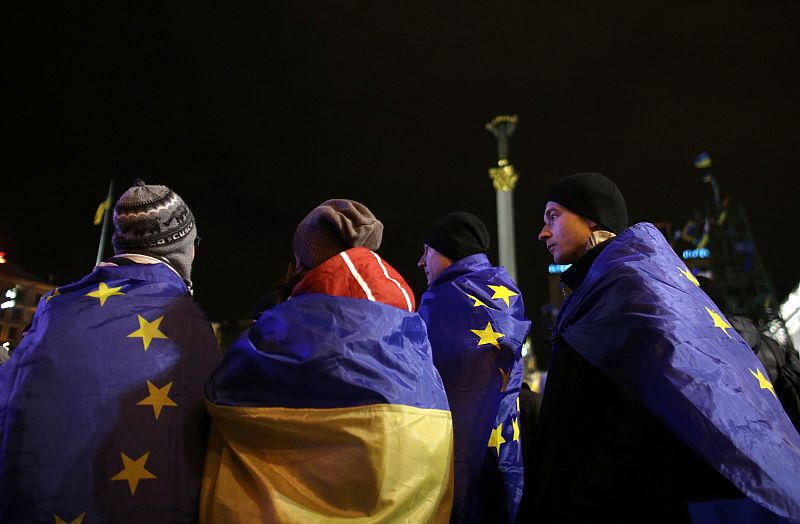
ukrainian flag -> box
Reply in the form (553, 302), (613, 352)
(201, 293), (454, 523)
(694, 151), (712, 169)
(93, 196), (112, 225)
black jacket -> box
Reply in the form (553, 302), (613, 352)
(730, 315), (800, 434)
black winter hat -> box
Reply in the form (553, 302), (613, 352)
(424, 212), (490, 261)
(544, 172), (628, 234)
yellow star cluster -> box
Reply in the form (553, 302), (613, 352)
(53, 280), (180, 517)
(463, 284), (522, 457)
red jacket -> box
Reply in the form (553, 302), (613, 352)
(292, 247), (416, 311)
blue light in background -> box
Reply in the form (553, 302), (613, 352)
(683, 248), (711, 260)
(548, 264), (572, 274)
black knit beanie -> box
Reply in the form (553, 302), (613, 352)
(112, 179), (197, 284)
(424, 212), (490, 261)
(544, 172), (628, 234)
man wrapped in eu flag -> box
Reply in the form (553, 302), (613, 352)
(518, 172), (800, 522)
(201, 199), (454, 523)
(417, 212), (530, 524)
(0, 180), (222, 523)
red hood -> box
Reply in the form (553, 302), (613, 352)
(291, 247), (416, 311)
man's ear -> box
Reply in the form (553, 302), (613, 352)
(587, 219), (599, 230)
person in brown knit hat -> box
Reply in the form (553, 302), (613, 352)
(201, 199), (453, 523)
(292, 199), (384, 270)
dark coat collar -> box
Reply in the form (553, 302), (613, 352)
(560, 238), (614, 291)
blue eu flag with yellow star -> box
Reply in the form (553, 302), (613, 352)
(0, 262), (221, 523)
(419, 253), (531, 524)
(556, 223), (800, 520)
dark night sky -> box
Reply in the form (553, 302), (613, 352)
(5, 2), (800, 340)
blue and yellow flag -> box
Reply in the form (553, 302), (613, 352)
(201, 293), (454, 523)
(694, 151), (712, 169)
(419, 253), (531, 524)
(93, 197), (112, 225)
(0, 263), (221, 523)
(556, 223), (800, 520)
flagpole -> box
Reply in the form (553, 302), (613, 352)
(95, 179), (115, 266)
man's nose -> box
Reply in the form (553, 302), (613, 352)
(538, 226), (550, 241)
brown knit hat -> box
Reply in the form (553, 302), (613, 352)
(292, 199), (383, 269)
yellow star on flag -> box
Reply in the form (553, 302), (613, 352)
(465, 293), (487, 307)
(705, 307), (732, 338)
(470, 322), (505, 349)
(678, 266), (700, 286)
(488, 423), (506, 455)
(487, 285), (518, 307)
(127, 315), (168, 351)
(54, 514), (85, 524)
(750, 368), (777, 398)
(110, 452), (157, 495)
(85, 282), (124, 307)
(137, 380), (177, 419)
(499, 368), (511, 392)
(512, 417), (520, 442)
(46, 289), (61, 303)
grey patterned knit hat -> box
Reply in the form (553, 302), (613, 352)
(112, 179), (197, 283)
(292, 199), (383, 269)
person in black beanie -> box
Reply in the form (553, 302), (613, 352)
(418, 211), (490, 286)
(538, 172), (627, 265)
(519, 173), (743, 523)
(418, 212), (531, 524)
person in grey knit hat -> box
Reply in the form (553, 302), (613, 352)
(0, 179), (220, 522)
(112, 179), (198, 285)
(292, 199), (383, 270)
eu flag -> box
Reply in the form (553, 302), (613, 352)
(0, 263), (221, 523)
(556, 223), (800, 520)
(419, 253), (531, 524)
(201, 293), (454, 523)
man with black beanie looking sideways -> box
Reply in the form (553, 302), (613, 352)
(519, 172), (800, 522)
(418, 212), (530, 524)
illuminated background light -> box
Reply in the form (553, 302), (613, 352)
(682, 248), (711, 260)
(548, 264), (572, 274)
